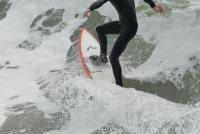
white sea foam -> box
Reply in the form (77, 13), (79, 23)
(42, 78), (200, 134)
(0, 0), (87, 126)
(1, 0), (200, 133)
(126, 1), (200, 82)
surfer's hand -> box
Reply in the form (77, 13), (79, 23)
(153, 3), (164, 13)
(83, 9), (91, 18)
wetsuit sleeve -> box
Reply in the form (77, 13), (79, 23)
(144, 0), (155, 8)
(88, 0), (108, 11)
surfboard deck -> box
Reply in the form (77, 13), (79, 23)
(79, 28), (114, 83)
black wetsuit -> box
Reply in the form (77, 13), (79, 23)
(88, 0), (155, 87)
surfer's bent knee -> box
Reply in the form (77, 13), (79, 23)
(133, 22), (138, 36)
(128, 22), (138, 38)
(96, 25), (103, 34)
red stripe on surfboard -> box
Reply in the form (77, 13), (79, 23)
(79, 28), (92, 79)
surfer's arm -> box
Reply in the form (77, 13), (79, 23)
(88, 0), (108, 11)
(144, 0), (155, 8)
(144, 0), (163, 13)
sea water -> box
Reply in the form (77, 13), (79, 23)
(0, 0), (200, 134)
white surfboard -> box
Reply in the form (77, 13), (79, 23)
(79, 28), (114, 83)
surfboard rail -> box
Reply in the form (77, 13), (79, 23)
(79, 28), (92, 79)
(79, 28), (114, 83)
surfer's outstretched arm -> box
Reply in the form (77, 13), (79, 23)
(144, 0), (156, 8)
(83, 0), (108, 18)
(88, 0), (108, 11)
(144, 0), (164, 13)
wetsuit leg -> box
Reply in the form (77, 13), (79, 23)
(109, 24), (138, 87)
(96, 21), (121, 56)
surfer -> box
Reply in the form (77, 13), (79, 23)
(83, 0), (163, 87)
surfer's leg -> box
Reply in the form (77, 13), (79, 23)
(96, 21), (121, 56)
(109, 24), (138, 86)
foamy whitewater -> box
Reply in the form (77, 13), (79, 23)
(0, 0), (200, 134)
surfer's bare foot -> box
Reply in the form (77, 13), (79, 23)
(90, 55), (108, 65)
